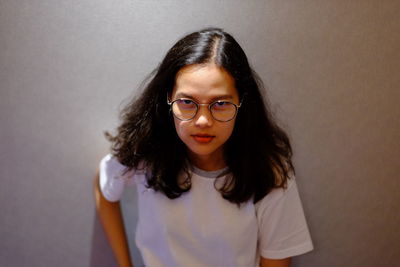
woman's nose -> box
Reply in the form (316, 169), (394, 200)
(194, 106), (213, 127)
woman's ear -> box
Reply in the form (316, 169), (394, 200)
(167, 91), (171, 103)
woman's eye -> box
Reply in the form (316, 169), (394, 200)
(216, 101), (227, 106)
(212, 101), (235, 112)
(177, 99), (194, 105)
(213, 101), (229, 108)
(176, 99), (196, 109)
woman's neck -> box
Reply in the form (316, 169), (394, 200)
(188, 150), (227, 171)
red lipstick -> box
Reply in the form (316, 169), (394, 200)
(192, 134), (215, 143)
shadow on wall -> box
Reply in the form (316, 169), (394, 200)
(90, 185), (143, 266)
(90, 213), (117, 267)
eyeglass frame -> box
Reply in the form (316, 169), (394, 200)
(167, 94), (244, 122)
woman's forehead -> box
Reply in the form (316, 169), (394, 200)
(172, 63), (238, 100)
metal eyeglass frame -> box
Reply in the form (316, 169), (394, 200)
(167, 95), (244, 122)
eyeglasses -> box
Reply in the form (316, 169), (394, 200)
(167, 97), (243, 122)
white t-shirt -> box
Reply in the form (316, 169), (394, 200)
(99, 154), (313, 267)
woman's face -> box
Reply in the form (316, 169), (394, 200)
(171, 63), (239, 169)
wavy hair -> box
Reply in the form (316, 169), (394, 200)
(106, 28), (294, 204)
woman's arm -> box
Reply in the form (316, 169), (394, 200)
(94, 173), (133, 267)
(260, 257), (291, 267)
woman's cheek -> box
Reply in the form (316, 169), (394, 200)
(173, 119), (189, 143)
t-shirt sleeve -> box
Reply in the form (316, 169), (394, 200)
(99, 154), (135, 202)
(255, 177), (314, 259)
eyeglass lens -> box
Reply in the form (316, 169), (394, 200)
(171, 99), (237, 121)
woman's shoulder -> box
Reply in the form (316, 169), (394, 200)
(99, 154), (147, 183)
(99, 154), (149, 201)
(100, 154), (130, 177)
(254, 175), (298, 209)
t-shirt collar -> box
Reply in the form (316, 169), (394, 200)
(191, 165), (229, 178)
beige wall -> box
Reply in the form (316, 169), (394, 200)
(1, 1), (399, 266)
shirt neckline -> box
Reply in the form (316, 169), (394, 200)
(191, 165), (229, 179)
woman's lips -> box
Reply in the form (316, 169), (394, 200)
(191, 134), (215, 143)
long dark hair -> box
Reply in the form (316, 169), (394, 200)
(106, 28), (294, 204)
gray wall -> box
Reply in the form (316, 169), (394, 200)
(1, 1), (399, 266)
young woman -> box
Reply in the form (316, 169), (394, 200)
(94, 28), (313, 267)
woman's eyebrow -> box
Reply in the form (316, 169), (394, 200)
(175, 93), (193, 99)
(210, 95), (234, 101)
(175, 93), (233, 101)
